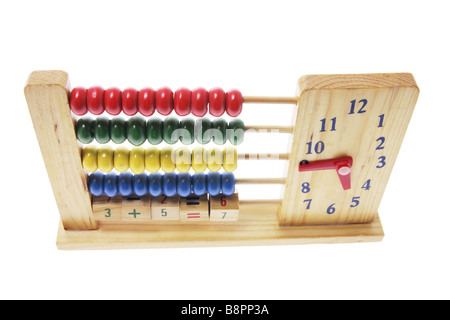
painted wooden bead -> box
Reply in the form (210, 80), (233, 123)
(221, 173), (235, 196)
(160, 147), (176, 173)
(177, 173), (192, 197)
(148, 173), (163, 197)
(82, 146), (98, 172)
(97, 146), (114, 172)
(195, 118), (211, 144)
(89, 172), (104, 196)
(192, 147), (207, 173)
(163, 173), (177, 197)
(70, 87), (87, 116)
(87, 86), (105, 115)
(155, 87), (174, 115)
(226, 89), (243, 117)
(223, 146), (238, 172)
(118, 172), (133, 196)
(127, 117), (146, 146)
(94, 117), (111, 144)
(163, 117), (180, 144)
(114, 147), (130, 172)
(211, 119), (227, 145)
(209, 88), (226, 117)
(228, 119), (245, 145)
(192, 173), (207, 196)
(174, 88), (191, 116)
(145, 147), (161, 173)
(129, 148), (145, 174)
(138, 88), (156, 116)
(76, 118), (94, 144)
(175, 147), (191, 173)
(147, 118), (163, 145)
(122, 88), (139, 116)
(207, 172), (221, 196)
(110, 118), (127, 144)
(191, 88), (208, 117)
(104, 173), (119, 197)
(104, 87), (122, 115)
(207, 147), (223, 172)
(179, 118), (195, 145)
(133, 173), (148, 196)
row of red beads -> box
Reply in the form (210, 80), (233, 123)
(70, 87), (243, 117)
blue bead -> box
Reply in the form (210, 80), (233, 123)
(89, 172), (104, 196)
(163, 173), (177, 197)
(177, 173), (192, 197)
(221, 172), (235, 196)
(104, 173), (118, 197)
(133, 173), (148, 196)
(148, 173), (163, 197)
(207, 172), (221, 196)
(192, 173), (207, 196)
(118, 172), (133, 196)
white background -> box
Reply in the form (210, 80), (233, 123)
(0, 0), (449, 300)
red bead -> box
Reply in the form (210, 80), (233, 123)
(174, 88), (191, 116)
(104, 87), (122, 115)
(209, 88), (226, 117)
(138, 88), (156, 116)
(191, 88), (208, 117)
(155, 87), (174, 116)
(122, 88), (139, 116)
(86, 86), (105, 115)
(70, 87), (87, 116)
(226, 89), (243, 117)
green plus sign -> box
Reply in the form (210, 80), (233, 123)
(128, 209), (141, 218)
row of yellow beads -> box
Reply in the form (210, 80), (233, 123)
(82, 146), (238, 174)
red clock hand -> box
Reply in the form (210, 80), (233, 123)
(298, 156), (353, 190)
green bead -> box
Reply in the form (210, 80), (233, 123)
(163, 117), (180, 144)
(110, 118), (127, 144)
(211, 119), (228, 145)
(228, 119), (245, 145)
(76, 118), (94, 144)
(127, 117), (146, 146)
(179, 118), (195, 145)
(147, 118), (163, 145)
(94, 117), (111, 144)
(195, 118), (211, 145)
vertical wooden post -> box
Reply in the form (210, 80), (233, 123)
(25, 70), (97, 230)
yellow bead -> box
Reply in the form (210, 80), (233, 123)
(207, 147), (223, 172)
(97, 146), (114, 172)
(160, 147), (176, 173)
(82, 146), (98, 172)
(175, 147), (191, 173)
(223, 146), (238, 172)
(114, 147), (130, 172)
(145, 147), (161, 173)
(130, 148), (145, 174)
(192, 147), (207, 173)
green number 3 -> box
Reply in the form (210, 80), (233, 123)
(105, 208), (111, 218)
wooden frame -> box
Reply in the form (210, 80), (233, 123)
(25, 71), (418, 250)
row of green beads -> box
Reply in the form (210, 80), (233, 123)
(76, 117), (245, 146)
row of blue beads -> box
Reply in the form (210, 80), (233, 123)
(88, 172), (235, 198)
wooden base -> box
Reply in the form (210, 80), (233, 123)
(56, 203), (384, 250)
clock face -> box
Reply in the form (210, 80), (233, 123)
(279, 74), (419, 226)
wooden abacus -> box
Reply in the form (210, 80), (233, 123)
(25, 71), (419, 250)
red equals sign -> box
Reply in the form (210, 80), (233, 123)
(187, 212), (201, 219)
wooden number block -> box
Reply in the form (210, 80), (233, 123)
(92, 195), (122, 222)
(151, 195), (180, 220)
(210, 193), (239, 222)
(180, 194), (209, 221)
(122, 195), (151, 221)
